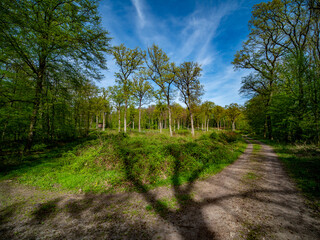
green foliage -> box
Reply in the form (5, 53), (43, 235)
(235, 0), (320, 143)
(219, 131), (239, 143)
(0, 131), (246, 194)
(31, 143), (47, 152)
(0, 0), (111, 148)
(209, 131), (219, 140)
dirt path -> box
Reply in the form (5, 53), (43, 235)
(1, 140), (319, 239)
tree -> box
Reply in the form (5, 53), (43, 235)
(112, 44), (145, 133)
(0, 0), (110, 150)
(175, 62), (203, 136)
(171, 103), (185, 131)
(232, 0), (284, 139)
(213, 105), (225, 130)
(201, 101), (215, 131)
(146, 44), (175, 136)
(235, 0), (320, 143)
(226, 103), (242, 131)
(108, 85), (124, 133)
(132, 70), (154, 132)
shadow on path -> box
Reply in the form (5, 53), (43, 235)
(1, 139), (320, 239)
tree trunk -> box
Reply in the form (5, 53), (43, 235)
(51, 102), (54, 141)
(139, 101), (142, 132)
(96, 115), (99, 129)
(25, 76), (43, 151)
(207, 119), (209, 131)
(118, 108), (121, 133)
(86, 111), (90, 136)
(1, 121), (8, 142)
(159, 115), (162, 133)
(167, 101), (172, 136)
(89, 116), (93, 129)
(124, 100), (127, 133)
(178, 119), (180, 130)
(232, 121), (235, 131)
(102, 112), (105, 131)
(190, 112), (195, 137)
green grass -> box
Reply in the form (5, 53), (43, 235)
(252, 144), (261, 153)
(1, 130), (247, 194)
(244, 172), (259, 180)
(259, 139), (320, 210)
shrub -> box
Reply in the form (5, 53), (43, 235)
(209, 131), (219, 140)
(31, 143), (47, 151)
(219, 131), (239, 143)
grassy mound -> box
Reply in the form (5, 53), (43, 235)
(1, 131), (247, 193)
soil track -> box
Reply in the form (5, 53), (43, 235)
(1, 140), (319, 239)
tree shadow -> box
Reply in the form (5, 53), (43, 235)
(1, 139), (320, 239)
(116, 140), (219, 239)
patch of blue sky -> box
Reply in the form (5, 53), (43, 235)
(97, 0), (266, 106)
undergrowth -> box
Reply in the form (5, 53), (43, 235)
(1, 131), (247, 194)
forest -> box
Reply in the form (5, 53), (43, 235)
(1, 0), (320, 239)
(0, 0), (246, 152)
(1, 1), (319, 152)
(233, 0), (320, 143)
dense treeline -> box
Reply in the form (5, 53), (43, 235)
(233, 0), (320, 143)
(0, 0), (245, 151)
(0, 0), (110, 150)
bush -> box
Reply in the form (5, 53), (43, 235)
(209, 131), (219, 140)
(31, 143), (47, 151)
(219, 131), (239, 143)
(2, 131), (246, 193)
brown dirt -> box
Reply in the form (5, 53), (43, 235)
(1, 140), (319, 239)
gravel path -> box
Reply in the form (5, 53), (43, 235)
(1, 140), (319, 239)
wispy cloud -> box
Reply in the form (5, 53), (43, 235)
(131, 0), (146, 28)
(203, 66), (251, 106)
(98, 0), (255, 106)
(178, 2), (238, 67)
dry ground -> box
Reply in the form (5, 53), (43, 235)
(1, 140), (319, 239)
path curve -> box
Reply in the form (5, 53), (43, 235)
(1, 140), (319, 239)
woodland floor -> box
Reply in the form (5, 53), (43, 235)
(1, 140), (320, 240)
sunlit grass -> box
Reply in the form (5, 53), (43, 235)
(1, 130), (247, 194)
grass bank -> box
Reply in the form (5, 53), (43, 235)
(1, 130), (247, 193)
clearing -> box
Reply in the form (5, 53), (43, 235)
(1, 140), (319, 239)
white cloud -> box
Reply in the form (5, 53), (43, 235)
(202, 66), (251, 106)
(97, 0), (250, 106)
(177, 2), (238, 67)
(131, 0), (146, 28)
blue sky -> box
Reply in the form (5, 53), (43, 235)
(97, 0), (265, 107)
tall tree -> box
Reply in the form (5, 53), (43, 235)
(112, 44), (145, 133)
(201, 101), (215, 131)
(213, 105), (225, 130)
(132, 70), (154, 132)
(226, 103), (242, 131)
(235, 0), (320, 143)
(232, 0), (284, 139)
(108, 85), (124, 133)
(175, 62), (203, 136)
(146, 44), (175, 136)
(0, 0), (110, 150)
